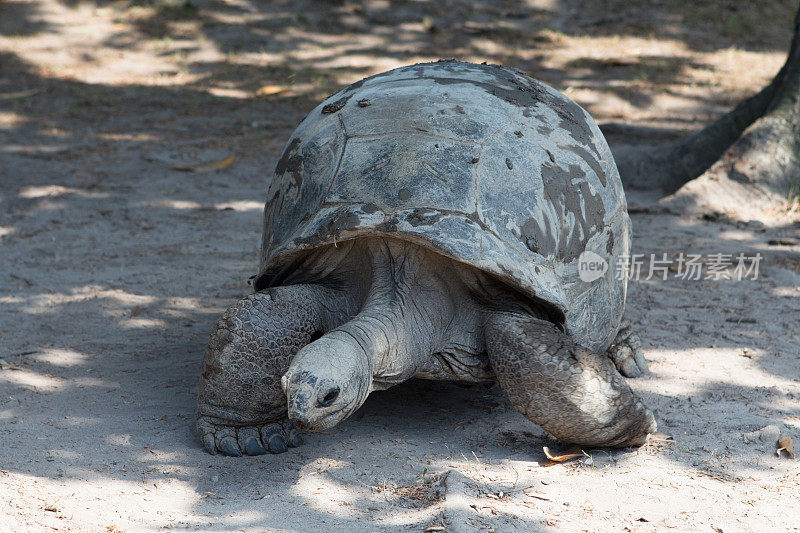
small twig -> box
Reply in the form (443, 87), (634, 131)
(725, 317), (757, 324)
(9, 274), (34, 286)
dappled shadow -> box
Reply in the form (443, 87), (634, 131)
(622, 195), (800, 382)
(1, 45), (563, 530)
(2, 1), (800, 530)
(0, 1), (48, 37)
(52, 0), (800, 56)
(2, 83), (798, 526)
(8, 0), (786, 128)
(553, 0), (798, 53)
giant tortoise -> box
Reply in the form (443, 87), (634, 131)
(196, 60), (656, 456)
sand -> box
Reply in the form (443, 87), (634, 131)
(1, 1), (799, 531)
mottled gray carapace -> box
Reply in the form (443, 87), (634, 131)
(256, 60), (630, 353)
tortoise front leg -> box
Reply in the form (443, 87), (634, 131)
(196, 284), (353, 456)
(485, 313), (656, 447)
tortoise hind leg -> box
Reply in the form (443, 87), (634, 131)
(485, 312), (656, 447)
(607, 320), (650, 378)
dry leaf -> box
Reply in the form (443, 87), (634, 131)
(542, 446), (585, 462)
(603, 57), (638, 67)
(172, 155), (235, 172)
(0, 88), (41, 100)
(776, 435), (795, 459)
(522, 487), (551, 501)
(131, 306), (140, 317)
(0, 358), (22, 371)
(221, 0), (257, 12)
(256, 85), (287, 96)
(648, 432), (674, 442)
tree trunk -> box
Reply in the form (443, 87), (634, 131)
(615, 2), (800, 217)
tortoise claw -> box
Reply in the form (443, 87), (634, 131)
(243, 437), (267, 456)
(218, 436), (242, 457)
(607, 322), (650, 378)
(266, 434), (288, 454)
(238, 427), (267, 456)
(197, 417), (302, 457)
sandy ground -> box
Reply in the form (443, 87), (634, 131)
(1, 0), (800, 531)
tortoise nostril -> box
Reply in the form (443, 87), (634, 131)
(317, 386), (340, 408)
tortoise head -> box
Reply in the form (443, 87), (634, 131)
(281, 331), (372, 432)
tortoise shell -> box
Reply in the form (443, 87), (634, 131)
(254, 60), (630, 352)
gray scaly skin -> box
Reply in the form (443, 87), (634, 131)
(197, 238), (655, 456)
(486, 315), (654, 446)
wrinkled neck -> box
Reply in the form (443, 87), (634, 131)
(342, 238), (455, 388)
(287, 237), (463, 398)
(284, 237), (469, 430)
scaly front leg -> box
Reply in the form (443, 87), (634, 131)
(197, 284), (352, 456)
(485, 313), (656, 447)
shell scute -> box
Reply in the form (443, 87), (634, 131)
(264, 113), (346, 254)
(327, 135), (480, 214)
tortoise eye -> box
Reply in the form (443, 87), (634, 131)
(317, 387), (340, 407)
